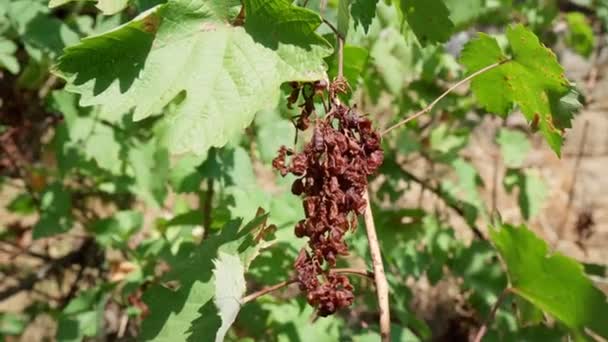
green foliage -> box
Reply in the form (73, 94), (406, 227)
(565, 12), (595, 58)
(496, 128), (531, 168)
(397, 0), (455, 44)
(0, 37), (19, 74)
(490, 224), (608, 340)
(33, 182), (73, 239)
(56, 287), (109, 342)
(141, 214), (272, 341)
(351, 0), (379, 33)
(460, 25), (574, 155)
(503, 169), (547, 220)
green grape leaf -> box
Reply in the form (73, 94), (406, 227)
(56, 287), (108, 342)
(0, 313), (28, 336)
(254, 108), (295, 164)
(503, 169), (547, 220)
(128, 138), (169, 207)
(496, 128), (531, 169)
(50, 91), (124, 173)
(0, 38), (19, 74)
(338, 0), (351, 38)
(49, 0), (129, 15)
(213, 252), (246, 342)
(566, 12), (595, 58)
(398, 0), (454, 44)
(351, 0), (378, 33)
(55, 0), (332, 156)
(444, 0), (484, 27)
(490, 224), (608, 340)
(460, 25), (573, 155)
(141, 214), (272, 341)
(8, 0), (79, 59)
(91, 211), (143, 247)
(33, 183), (73, 239)
(7, 193), (37, 215)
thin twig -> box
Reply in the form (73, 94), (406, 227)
(0, 239), (95, 301)
(381, 61), (508, 136)
(322, 18), (343, 39)
(391, 163), (485, 240)
(363, 189), (391, 342)
(0, 241), (51, 261)
(559, 120), (590, 236)
(241, 268), (373, 304)
(473, 288), (511, 342)
(337, 36), (345, 80)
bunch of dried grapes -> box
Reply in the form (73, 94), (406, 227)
(272, 80), (383, 316)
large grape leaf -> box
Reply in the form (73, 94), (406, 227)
(460, 25), (574, 156)
(140, 214), (272, 341)
(490, 224), (608, 340)
(55, 0), (332, 156)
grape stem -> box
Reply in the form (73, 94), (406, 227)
(363, 189), (391, 342)
(473, 288), (512, 342)
(381, 60), (509, 136)
(241, 268), (374, 304)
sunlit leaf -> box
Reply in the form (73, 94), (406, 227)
(490, 223), (608, 340)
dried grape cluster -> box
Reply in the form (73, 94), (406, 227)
(273, 81), (383, 316)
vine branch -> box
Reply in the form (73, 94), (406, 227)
(473, 288), (512, 342)
(323, 13), (391, 338)
(386, 159), (485, 240)
(363, 189), (391, 342)
(241, 268), (374, 304)
(381, 60), (509, 136)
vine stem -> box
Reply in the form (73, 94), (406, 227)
(381, 60), (509, 136)
(241, 268), (373, 304)
(473, 288), (512, 342)
(363, 189), (391, 342)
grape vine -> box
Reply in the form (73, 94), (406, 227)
(273, 80), (384, 316)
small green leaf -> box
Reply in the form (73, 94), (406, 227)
(496, 128), (531, 168)
(338, 0), (351, 38)
(213, 252), (246, 342)
(490, 224), (608, 340)
(91, 211), (143, 247)
(503, 169), (547, 220)
(460, 25), (573, 155)
(33, 183), (73, 239)
(351, 0), (379, 33)
(9, 1), (79, 58)
(0, 38), (19, 74)
(0, 313), (28, 336)
(398, 0), (454, 44)
(7, 193), (36, 215)
(566, 12), (595, 58)
(444, 0), (484, 27)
